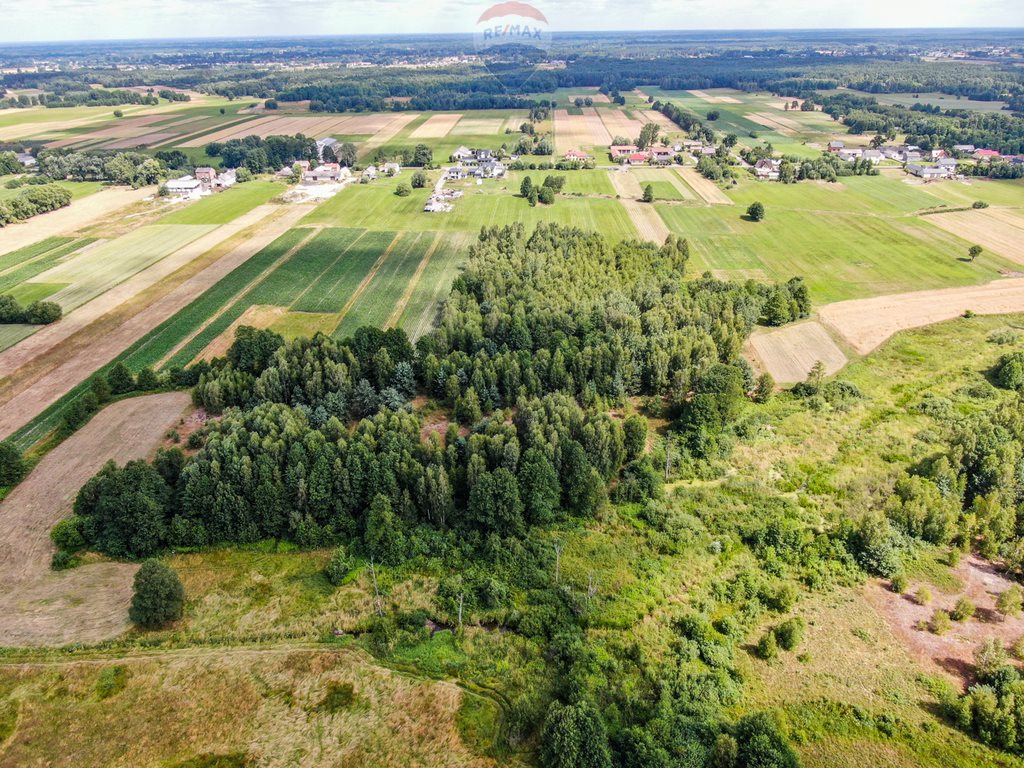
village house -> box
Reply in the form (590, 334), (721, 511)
(649, 146), (674, 164)
(837, 148), (863, 162)
(362, 165), (378, 181)
(316, 137), (338, 161)
(974, 148), (1001, 160)
(383, 162), (401, 176)
(610, 144), (639, 160)
(827, 140), (844, 152)
(937, 157), (959, 170)
(622, 151), (650, 165)
(699, 145), (717, 157)
(445, 166), (467, 181)
(304, 163), (350, 183)
(953, 144), (976, 154)
(15, 152), (35, 168)
(450, 146), (474, 162)
(164, 175), (203, 199)
(907, 162), (951, 180)
(861, 149), (883, 164)
(563, 149), (589, 162)
(474, 160), (506, 178)
(682, 139), (703, 152)
(754, 158), (781, 180)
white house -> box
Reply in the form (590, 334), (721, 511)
(362, 165), (378, 181)
(907, 163), (951, 180)
(383, 162), (401, 176)
(316, 137), (338, 160)
(754, 158), (781, 180)
(15, 152), (35, 167)
(165, 175), (202, 199)
(451, 146), (474, 162)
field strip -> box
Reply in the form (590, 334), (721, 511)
(0, 205), (315, 440)
(409, 113), (463, 139)
(358, 113), (421, 158)
(638, 109), (677, 130)
(619, 199), (669, 243)
(154, 116), (254, 148)
(744, 112), (797, 137)
(687, 90), (721, 103)
(153, 225), (320, 369)
(924, 208), (1024, 265)
(386, 231), (442, 328)
(332, 233), (402, 325)
(583, 107), (613, 145)
(0, 186), (155, 257)
(819, 277), (1024, 355)
(631, 168), (695, 200)
(0, 206), (279, 379)
(677, 167), (733, 205)
(0, 112), (113, 142)
(746, 321), (848, 383)
(608, 170), (643, 199)
(0, 391), (191, 647)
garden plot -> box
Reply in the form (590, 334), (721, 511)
(32, 224), (215, 311)
(746, 321), (848, 383)
(410, 113), (464, 138)
(676, 167), (733, 205)
(924, 207), (1024, 265)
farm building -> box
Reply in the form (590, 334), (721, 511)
(451, 146), (474, 162)
(304, 163), (350, 183)
(362, 165), (378, 181)
(953, 144), (976, 153)
(906, 163), (951, 180)
(383, 162), (401, 176)
(827, 141), (844, 152)
(15, 152), (35, 167)
(316, 137), (338, 160)
(754, 158), (781, 180)
(650, 146), (674, 164)
(610, 144), (639, 160)
(164, 175), (202, 199)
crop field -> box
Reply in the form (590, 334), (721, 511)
(291, 229), (396, 314)
(157, 181), (283, 225)
(0, 237), (93, 292)
(334, 230), (434, 336)
(398, 231), (471, 340)
(31, 224), (215, 311)
(409, 113), (464, 138)
(557, 170), (615, 196)
(656, 176), (1019, 303)
(924, 207), (1024, 265)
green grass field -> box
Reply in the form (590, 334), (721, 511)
(0, 238), (96, 296)
(398, 231), (472, 340)
(291, 229), (394, 314)
(157, 181), (283, 225)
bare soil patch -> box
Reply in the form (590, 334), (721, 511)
(925, 208), (1024, 265)
(745, 321), (848, 383)
(0, 391), (191, 647)
(865, 555), (1024, 686)
(819, 278), (1024, 355)
(676, 167), (733, 205)
(0, 186), (155, 257)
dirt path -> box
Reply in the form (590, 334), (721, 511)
(819, 277), (1024, 355)
(0, 204), (284, 380)
(0, 205), (315, 441)
(0, 187), (155, 257)
(0, 392), (191, 647)
(745, 320), (848, 383)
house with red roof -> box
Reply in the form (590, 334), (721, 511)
(974, 149), (1001, 160)
(563, 149), (589, 161)
(610, 144), (639, 160)
(623, 152), (650, 165)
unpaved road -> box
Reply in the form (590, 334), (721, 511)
(0, 392), (191, 647)
(820, 277), (1024, 354)
(0, 204), (313, 440)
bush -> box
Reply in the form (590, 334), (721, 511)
(930, 609), (952, 635)
(51, 515), (86, 552)
(128, 560), (185, 628)
(951, 597), (975, 622)
(734, 713), (799, 768)
(774, 617), (805, 651)
(747, 201), (765, 222)
(916, 586), (932, 606)
(95, 665), (130, 700)
(891, 573), (908, 594)
(0, 439), (26, 486)
(324, 545), (352, 586)
(756, 630), (779, 660)
(394, 183), (411, 197)
(997, 585), (1024, 619)
(51, 550), (78, 570)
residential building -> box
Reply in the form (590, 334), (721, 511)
(827, 140), (844, 152)
(15, 152), (35, 167)
(754, 158), (781, 180)
(383, 162), (401, 176)
(563, 149), (589, 162)
(906, 163), (951, 180)
(304, 163), (350, 182)
(974, 149), (1001, 160)
(451, 146), (474, 162)
(610, 144), (639, 160)
(316, 137), (338, 160)
(164, 175), (202, 198)
(649, 146), (674, 164)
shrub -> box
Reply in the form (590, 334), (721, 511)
(324, 545), (352, 586)
(891, 573), (908, 594)
(774, 617), (805, 651)
(0, 440), (26, 486)
(129, 560), (185, 628)
(916, 586), (933, 606)
(51, 515), (86, 552)
(1011, 636), (1024, 661)
(318, 682), (356, 712)
(997, 585), (1024, 619)
(51, 550), (78, 570)
(951, 597), (975, 622)
(930, 609), (952, 635)
(95, 665), (130, 700)
(746, 201), (765, 221)
(975, 638), (1009, 680)
(973, 200), (989, 209)
(756, 630), (779, 660)
(394, 183), (411, 197)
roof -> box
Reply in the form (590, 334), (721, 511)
(626, 153), (649, 162)
(975, 149), (1001, 157)
(828, 140), (844, 148)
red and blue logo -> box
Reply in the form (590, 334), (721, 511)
(474, 2), (552, 54)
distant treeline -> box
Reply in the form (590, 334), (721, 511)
(0, 184), (72, 227)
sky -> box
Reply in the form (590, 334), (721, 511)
(4, 0), (1023, 43)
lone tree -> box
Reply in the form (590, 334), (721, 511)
(968, 244), (983, 262)
(394, 183), (411, 197)
(0, 440), (25, 486)
(747, 201), (766, 222)
(997, 585), (1023, 620)
(520, 175), (534, 198)
(642, 184), (655, 203)
(129, 560), (185, 628)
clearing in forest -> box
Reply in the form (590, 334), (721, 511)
(746, 321), (848, 383)
(0, 391), (192, 647)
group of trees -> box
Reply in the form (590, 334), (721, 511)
(368, 143), (432, 168)
(519, 175), (565, 206)
(36, 150), (164, 186)
(0, 183), (72, 227)
(0, 293), (62, 324)
(205, 134), (320, 173)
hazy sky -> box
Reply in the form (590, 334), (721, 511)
(4, 0), (1023, 43)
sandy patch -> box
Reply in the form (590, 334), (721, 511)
(746, 321), (848, 383)
(0, 391), (192, 647)
(676, 167), (733, 205)
(0, 186), (155, 258)
(410, 113), (463, 139)
(925, 208), (1024, 265)
(619, 199), (668, 243)
(819, 277), (1024, 355)
(865, 555), (1024, 685)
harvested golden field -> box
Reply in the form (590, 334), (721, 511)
(637, 109), (677, 130)
(359, 113), (421, 157)
(409, 113), (463, 138)
(746, 320), (848, 383)
(744, 111), (801, 137)
(618, 198), (668, 243)
(818, 277), (1024, 354)
(554, 110), (596, 154)
(596, 108), (645, 142)
(0, 646), (500, 768)
(607, 169), (643, 199)
(924, 207), (1024, 265)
